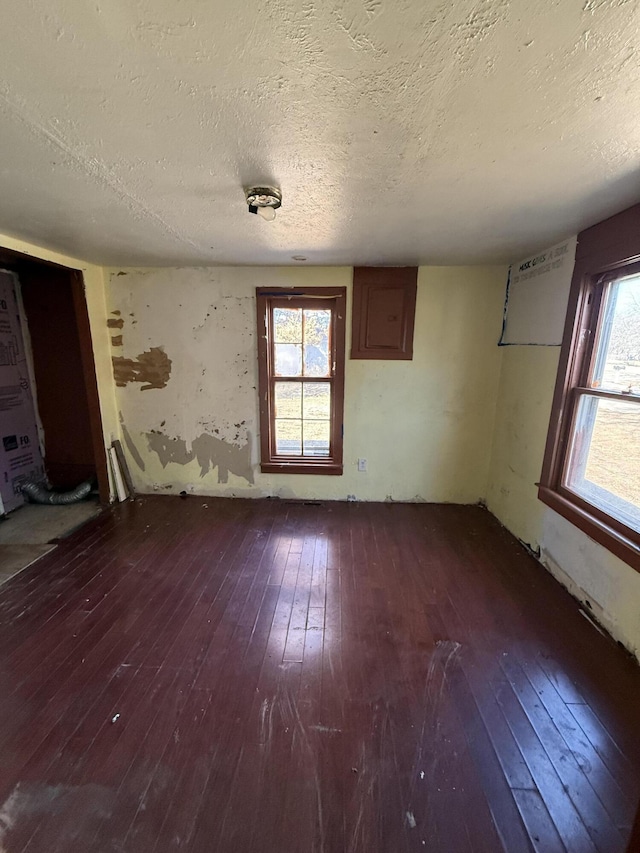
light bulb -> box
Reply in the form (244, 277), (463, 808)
(257, 205), (276, 221)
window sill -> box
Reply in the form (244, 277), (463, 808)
(261, 461), (343, 476)
(538, 485), (640, 573)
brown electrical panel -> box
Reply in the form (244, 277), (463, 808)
(350, 267), (418, 360)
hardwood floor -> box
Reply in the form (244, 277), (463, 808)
(0, 496), (638, 852)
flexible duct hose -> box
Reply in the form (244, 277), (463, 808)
(22, 480), (93, 505)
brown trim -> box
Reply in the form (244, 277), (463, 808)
(574, 204), (640, 266)
(0, 246), (79, 272)
(351, 267), (417, 360)
(256, 286), (346, 475)
(571, 387), (640, 403)
(538, 487), (640, 571)
(539, 261), (594, 489)
(539, 203), (640, 573)
(70, 271), (110, 505)
(256, 291), (271, 469)
(261, 462), (343, 475)
(555, 481), (640, 545)
(0, 244), (110, 505)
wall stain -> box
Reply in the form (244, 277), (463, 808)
(119, 412), (146, 471)
(113, 347), (172, 391)
(111, 334), (123, 347)
(107, 318), (124, 329)
(146, 430), (254, 485)
(111, 310), (122, 315)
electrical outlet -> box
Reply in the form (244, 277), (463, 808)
(357, 458), (367, 472)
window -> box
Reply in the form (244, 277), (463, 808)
(256, 287), (346, 475)
(539, 205), (640, 571)
(563, 273), (640, 531)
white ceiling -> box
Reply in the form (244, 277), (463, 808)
(1, 0), (640, 267)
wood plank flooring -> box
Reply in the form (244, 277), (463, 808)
(0, 496), (638, 852)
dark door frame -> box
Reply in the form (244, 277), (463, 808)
(0, 247), (110, 504)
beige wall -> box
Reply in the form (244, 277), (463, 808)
(486, 346), (559, 549)
(108, 265), (505, 503)
(0, 232), (119, 496)
(3, 233), (636, 659)
(486, 344), (640, 660)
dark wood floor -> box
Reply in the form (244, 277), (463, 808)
(0, 496), (638, 852)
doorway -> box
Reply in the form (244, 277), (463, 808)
(0, 248), (108, 583)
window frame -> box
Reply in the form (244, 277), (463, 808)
(539, 206), (640, 572)
(256, 286), (346, 475)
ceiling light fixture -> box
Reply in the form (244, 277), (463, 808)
(246, 186), (282, 222)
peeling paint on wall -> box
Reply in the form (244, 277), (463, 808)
(119, 411), (146, 471)
(107, 317), (124, 329)
(112, 347), (172, 390)
(110, 265), (504, 503)
(111, 334), (123, 347)
(146, 432), (192, 466)
(146, 429), (254, 484)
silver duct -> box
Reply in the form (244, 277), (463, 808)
(22, 480), (93, 505)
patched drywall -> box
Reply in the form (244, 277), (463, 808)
(147, 429), (253, 484)
(112, 347), (172, 390)
(109, 265), (505, 503)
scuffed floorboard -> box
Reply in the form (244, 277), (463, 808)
(0, 496), (638, 852)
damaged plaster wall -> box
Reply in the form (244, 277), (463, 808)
(486, 280), (640, 661)
(108, 265), (505, 503)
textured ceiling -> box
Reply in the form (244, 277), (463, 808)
(1, 0), (640, 266)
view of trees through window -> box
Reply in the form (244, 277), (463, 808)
(272, 307), (332, 456)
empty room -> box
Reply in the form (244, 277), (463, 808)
(0, 1), (639, 851)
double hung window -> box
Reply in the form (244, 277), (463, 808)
(562, 273), (640, 534)
(256, 287), (346, 475)
(540, 213), (640, 572)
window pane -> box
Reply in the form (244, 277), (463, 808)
(275, 419), (302, 455)
(274, 382), (301, 419)
(303, 382), (331, 420)
(303, 309), (331, 376)
(591, 276), (640, 394)
(273, 307), (302, 343)
(564, 394), (640, 532)
(274, 343), (302, 376)
(303, 419), (330, 456)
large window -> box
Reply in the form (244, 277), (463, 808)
(256, 287), (346, 475)
(563, 273), (640, 531)
(539, 207), (640, 571)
